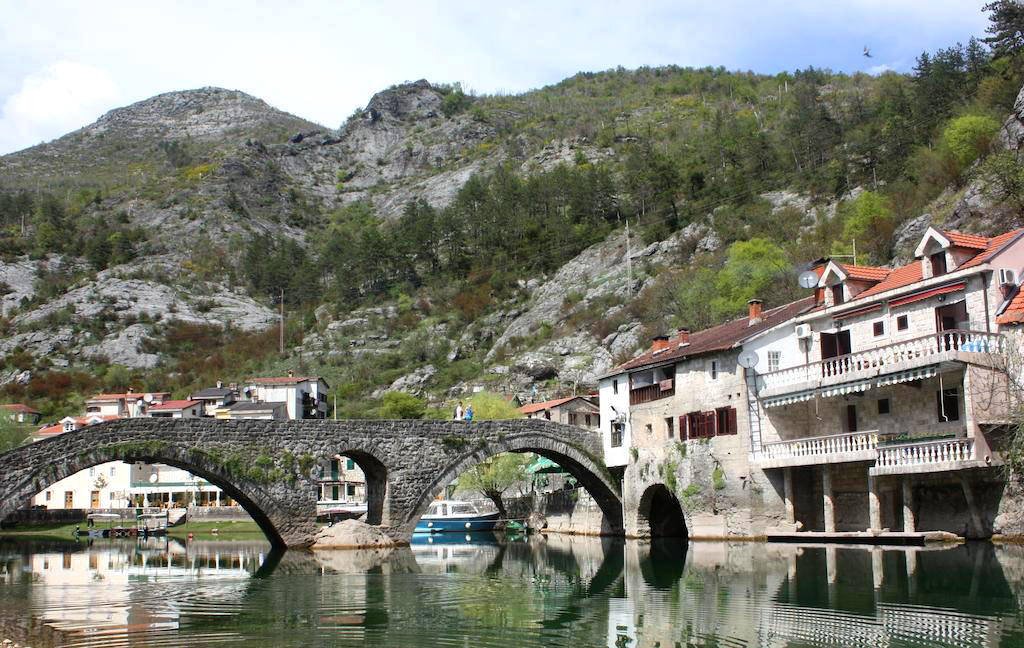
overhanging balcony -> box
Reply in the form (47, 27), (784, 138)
(757, 430), (880, 468)
(758, 330), (1003, 400)
(630, 379), (674, 405)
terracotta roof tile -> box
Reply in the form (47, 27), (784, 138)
(88, 392), (169, 402)
(956, 228), (1024, 270)
(998, 287), (1024, 325)
(855, 262), (923, 299)
(942, 230), (990, 250)
(612, 296), (816, 374)
(520, 396), (588, 414)
(838, 263), (889, 281)
(1, 403), (39, 414)
(249, 376), (323, 385)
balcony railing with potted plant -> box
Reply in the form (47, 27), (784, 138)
(759, 330), (1003, 394)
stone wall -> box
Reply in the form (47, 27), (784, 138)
(0, 417), (621, 548)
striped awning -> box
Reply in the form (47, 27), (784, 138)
(763, 390), (817, 408)
(876, 366), (937, 387)
(820, 379), (873, 399)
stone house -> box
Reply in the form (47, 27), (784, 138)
(598, 297), (813, 537)
(520, 396), (600, 430)
(189, 385), (237, 417)
(743, 225), (1024, 538)
(0, 403), (41, 425)
(245, 372), (329, 419)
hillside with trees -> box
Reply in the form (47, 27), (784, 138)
(2, 2), (1024, 421)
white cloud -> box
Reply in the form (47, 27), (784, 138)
(0, 61), (120, 154)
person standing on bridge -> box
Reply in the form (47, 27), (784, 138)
(464, 404), (474, 421)
(454, 401), (464, 420)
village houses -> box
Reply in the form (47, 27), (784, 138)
(601, 224), (1024, 540)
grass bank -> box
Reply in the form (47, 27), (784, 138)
(0, 519), (266, 542)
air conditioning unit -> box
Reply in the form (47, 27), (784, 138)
(795, 324), (812, 339)
(999, 268), (1017, 287)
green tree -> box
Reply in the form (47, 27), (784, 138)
(376, 392), (427, 419)
(984, 0), (1024, 60)
(834, 191), (898, 263)
(465, 391), (522, 420)
(941, 114), (1000, 169)
(711, 239), (789, 319)
(981, 150), (1024, 214)
(453, 453), (531, 518)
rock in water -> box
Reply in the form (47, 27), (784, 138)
(313, 519), (398, 549)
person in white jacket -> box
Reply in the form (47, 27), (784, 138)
(454, 402), (464, 420)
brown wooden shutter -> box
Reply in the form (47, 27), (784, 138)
(727, 407), (737, 435)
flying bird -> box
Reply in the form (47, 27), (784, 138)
(863, 46), (872, 58)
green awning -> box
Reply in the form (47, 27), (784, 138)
(526, 456), (567, 474)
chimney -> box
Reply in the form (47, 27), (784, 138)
(216, 381), (223, 389)
(287, 369), (295, 378)
(127, 387), (134, 394)
(676, 328), (690, 345)
(651, 335), (670, 353)
(748, 299), (763, 325)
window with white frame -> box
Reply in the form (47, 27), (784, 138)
(767, 351), (781, 373)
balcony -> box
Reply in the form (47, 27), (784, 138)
(871, 437), (980, 476)
(629, 379), (674, 406)
(759, 330), (1003, 399)
(757, 430), (880, 468)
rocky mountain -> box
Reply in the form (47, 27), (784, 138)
(2, 57), (1023, 416)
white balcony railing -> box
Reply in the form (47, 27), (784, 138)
(760, 330), (1003, 392)
(875, 437), (975, 469)
(759, 430), (880, 463)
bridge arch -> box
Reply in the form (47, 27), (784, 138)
(636, 483), (688, 539)
(405, 429), (623, 536)
(0, 424), (319, 549)
(321, 449), (388, 525)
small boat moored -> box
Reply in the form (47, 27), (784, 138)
(415, 500), (500, 533)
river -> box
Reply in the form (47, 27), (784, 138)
(2, 534), (1023, 647)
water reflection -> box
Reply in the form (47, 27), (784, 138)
(2, 535), (1024, 647)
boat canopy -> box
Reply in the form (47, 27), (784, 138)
(87, 513), (121, 520)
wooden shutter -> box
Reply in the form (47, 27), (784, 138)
(727, 407), (737, 435)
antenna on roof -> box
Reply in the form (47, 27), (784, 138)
(831, 240), (857, 266)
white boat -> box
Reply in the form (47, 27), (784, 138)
(415, 500), (500, 533)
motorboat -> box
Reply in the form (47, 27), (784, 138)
(136, 511), (169, 537)
(414, 500), (500, 533)
(78, 513), (135, 538)
(317, 503), (368, 524)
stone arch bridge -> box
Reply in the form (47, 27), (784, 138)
(0, 418), (622, 548)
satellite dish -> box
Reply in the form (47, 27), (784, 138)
(738, 350), (760, 369)
(148, 473), (158, 484)
(798, 271), (820, 289)
(143, 393), (154, 404)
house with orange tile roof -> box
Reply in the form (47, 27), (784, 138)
(0, 403), (41, 425)
(602, 224), (1024, 542)
(146, 399), (202, 418)
(242, 371), (329, 419)
(738, 224), (1024, 538)
(520, 396), (599, 430)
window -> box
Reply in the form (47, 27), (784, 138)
(878, 399), (891, 415)
(331, 485), (339, 500)
(831, 284), (845, 305)
(346, 459), (355, 471)
(89, 467), (95, 477)
(710, 360), (718, 380)
(768, 351), (781, 373)
(665, 417), (675, 439)
(897, 315), (909, 331)
(612, 379), (619, 395)
(845, 405), (858, 432)
(937, 388), (960, 422)
(610, 423), (624, 448)
(873, 321), (885, 337)
(715, 407), (738, 435)
(330, 459), (339, 480)
(645, 423), (653, 435)
(347, 484), (356, 497)
(585, 414), (592, 427)
(685, 411), (717, 439)
(45, 491), (51, 501)
(930, 251), (947, 276)
(109, 466), (116, 476)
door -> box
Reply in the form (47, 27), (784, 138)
(845, 405), (858, 433)
(90, 491), (100, 508)
(64, 491), (73, 508)
(935, 301), (969, 350)
(821, 330), (853, 375)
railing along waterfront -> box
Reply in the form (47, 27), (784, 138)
(759, 430), (879, 462)
(875, 437), (975, 468)
(760, 330), (1003, 391)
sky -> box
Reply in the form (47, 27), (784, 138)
(0, 1), (991, 155)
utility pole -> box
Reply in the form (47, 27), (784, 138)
(625, 220), (633, 297)
(279, 288), (285, 356)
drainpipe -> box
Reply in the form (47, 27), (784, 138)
(982, 271), (991, 333)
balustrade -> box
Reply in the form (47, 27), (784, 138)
(760, 330), (1003, 392)
(875, 437), (975, 468)
(760, 430), (879, 462)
